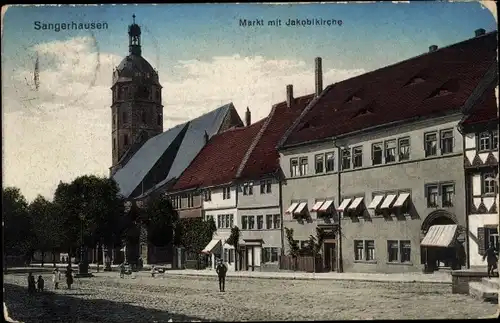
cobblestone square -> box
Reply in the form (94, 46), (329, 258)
(3, 271), (498, 322)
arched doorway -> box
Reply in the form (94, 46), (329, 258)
(421, 210), (458, 233)
(421, 210), (464, 272)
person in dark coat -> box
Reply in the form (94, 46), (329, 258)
(37, 275), (45, 292)
(483, 242), (499, 278)
(27, 272), (36, 294)
(65, 265), (74, 289)
(215, 259), (228, 292)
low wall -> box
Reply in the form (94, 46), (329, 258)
(451, 269), (490, 294)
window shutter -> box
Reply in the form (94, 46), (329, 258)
(477, 227), (486, 256)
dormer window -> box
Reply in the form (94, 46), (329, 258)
(406, 77), (425, 86)
(346, 95), (362, 103)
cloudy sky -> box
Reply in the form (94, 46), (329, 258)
(1, 2), (497, 202)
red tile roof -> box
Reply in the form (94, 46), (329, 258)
(238, 94), (315, 180)
(172, 120), (266, 191)
(462, 85), (498, 126)
(282, 31), (498, 147)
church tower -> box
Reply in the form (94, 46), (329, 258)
(111, 15), (163, 169)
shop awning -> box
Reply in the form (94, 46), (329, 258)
(337, 198), (352, 212)
(380, 194), (397, 209)
(201, 239), (222, 254)
(286, 202), (299, 214)
(421, 225), (458, 248)
(294, 202), (308, 214)
(348, 197), (364, 210)
(393, 193), (410, 207)
(319, 199), (334, 212)
(368, 195), (384, 209)
(311, 201), (325, 212)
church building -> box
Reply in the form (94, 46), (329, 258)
(107, 16), (244, 265)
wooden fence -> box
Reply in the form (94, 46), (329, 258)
(279, 255), (323, 273)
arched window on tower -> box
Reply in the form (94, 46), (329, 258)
(122, 111), (128, 124)
(124, 134), (129, 146)
(120, 87), (127, 100)
(141, 110), (147, 123)
(156, 89), (161, 102)
(113, 138), (116, 151)
(157, 113), (162, 126)
(113, 113), (117, 128)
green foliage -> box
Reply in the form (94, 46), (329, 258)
(53, 175), (125, 252)
(28, 195), (65, 256)
(226, 225), (241, 271)
(176, 217), (217, 253)
(285, 227), (300, 258)
(3, 187), (34, 256)
(140, 195), (179, 247)
(306, 227), (326, 256)
(226, 226), (240, 249)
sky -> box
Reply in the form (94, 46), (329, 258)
(1, 2), (497, 202)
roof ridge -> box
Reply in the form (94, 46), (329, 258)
(236, 107), (278, 179)
(346, 31), (498, 86)
(276, 87), (332, 150)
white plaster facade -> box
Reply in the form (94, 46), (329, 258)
(203, 185), (239, 271)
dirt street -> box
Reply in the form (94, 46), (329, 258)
(3, 272), (497, 322)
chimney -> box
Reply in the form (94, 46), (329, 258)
(245, 107), (251, 126)
(315, 57), (323, 97)
(429, 45), (438, 53)
(286, 84), (294, 108)
(475, 28), (486, 37)
(203, 130), (209, 144)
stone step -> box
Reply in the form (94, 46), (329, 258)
(481, 277), (500, 290)
(469, 282), (498, 302)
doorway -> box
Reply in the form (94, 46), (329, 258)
(323, 242), (336, 272)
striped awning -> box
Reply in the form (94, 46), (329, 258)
(201, 239), (222, 254)
(421, 225), (458, 248)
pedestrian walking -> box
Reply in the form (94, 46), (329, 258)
(215, 259), (227, 292)
(151, 265), (156, 278)
(52, 268), (61, 289)
(483, 242), (499, 278)
(27, 272), (36, 294)
(37, 275), (45, 292)
(65, 265), (74, 289)
(119, 262), (125, 278)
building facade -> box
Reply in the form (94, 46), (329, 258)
(460, 82), (499, 268)
(278, 29), (497, 273)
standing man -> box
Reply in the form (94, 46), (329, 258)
(483, 242), (498, 278)
(215, 259), (227, 292)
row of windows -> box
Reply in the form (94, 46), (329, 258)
(425, 183), (455, 208)
(262, 247), (280, 263)
(241, 214), (281, 230)
(170, 194), (195, 209)
(354, 239), (411, 263)
(217, 214), (234, 229)
(113, 111), (162, 127)
(289, 128), (455, 177)
(478, 131), (499, 152)
(221, 247), (280, 264)
(240, 180), (273, 196)
(113, 86), (161, 102)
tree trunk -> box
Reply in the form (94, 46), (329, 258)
(41, 251), (45, 267)
(52, 251), (56, 268)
